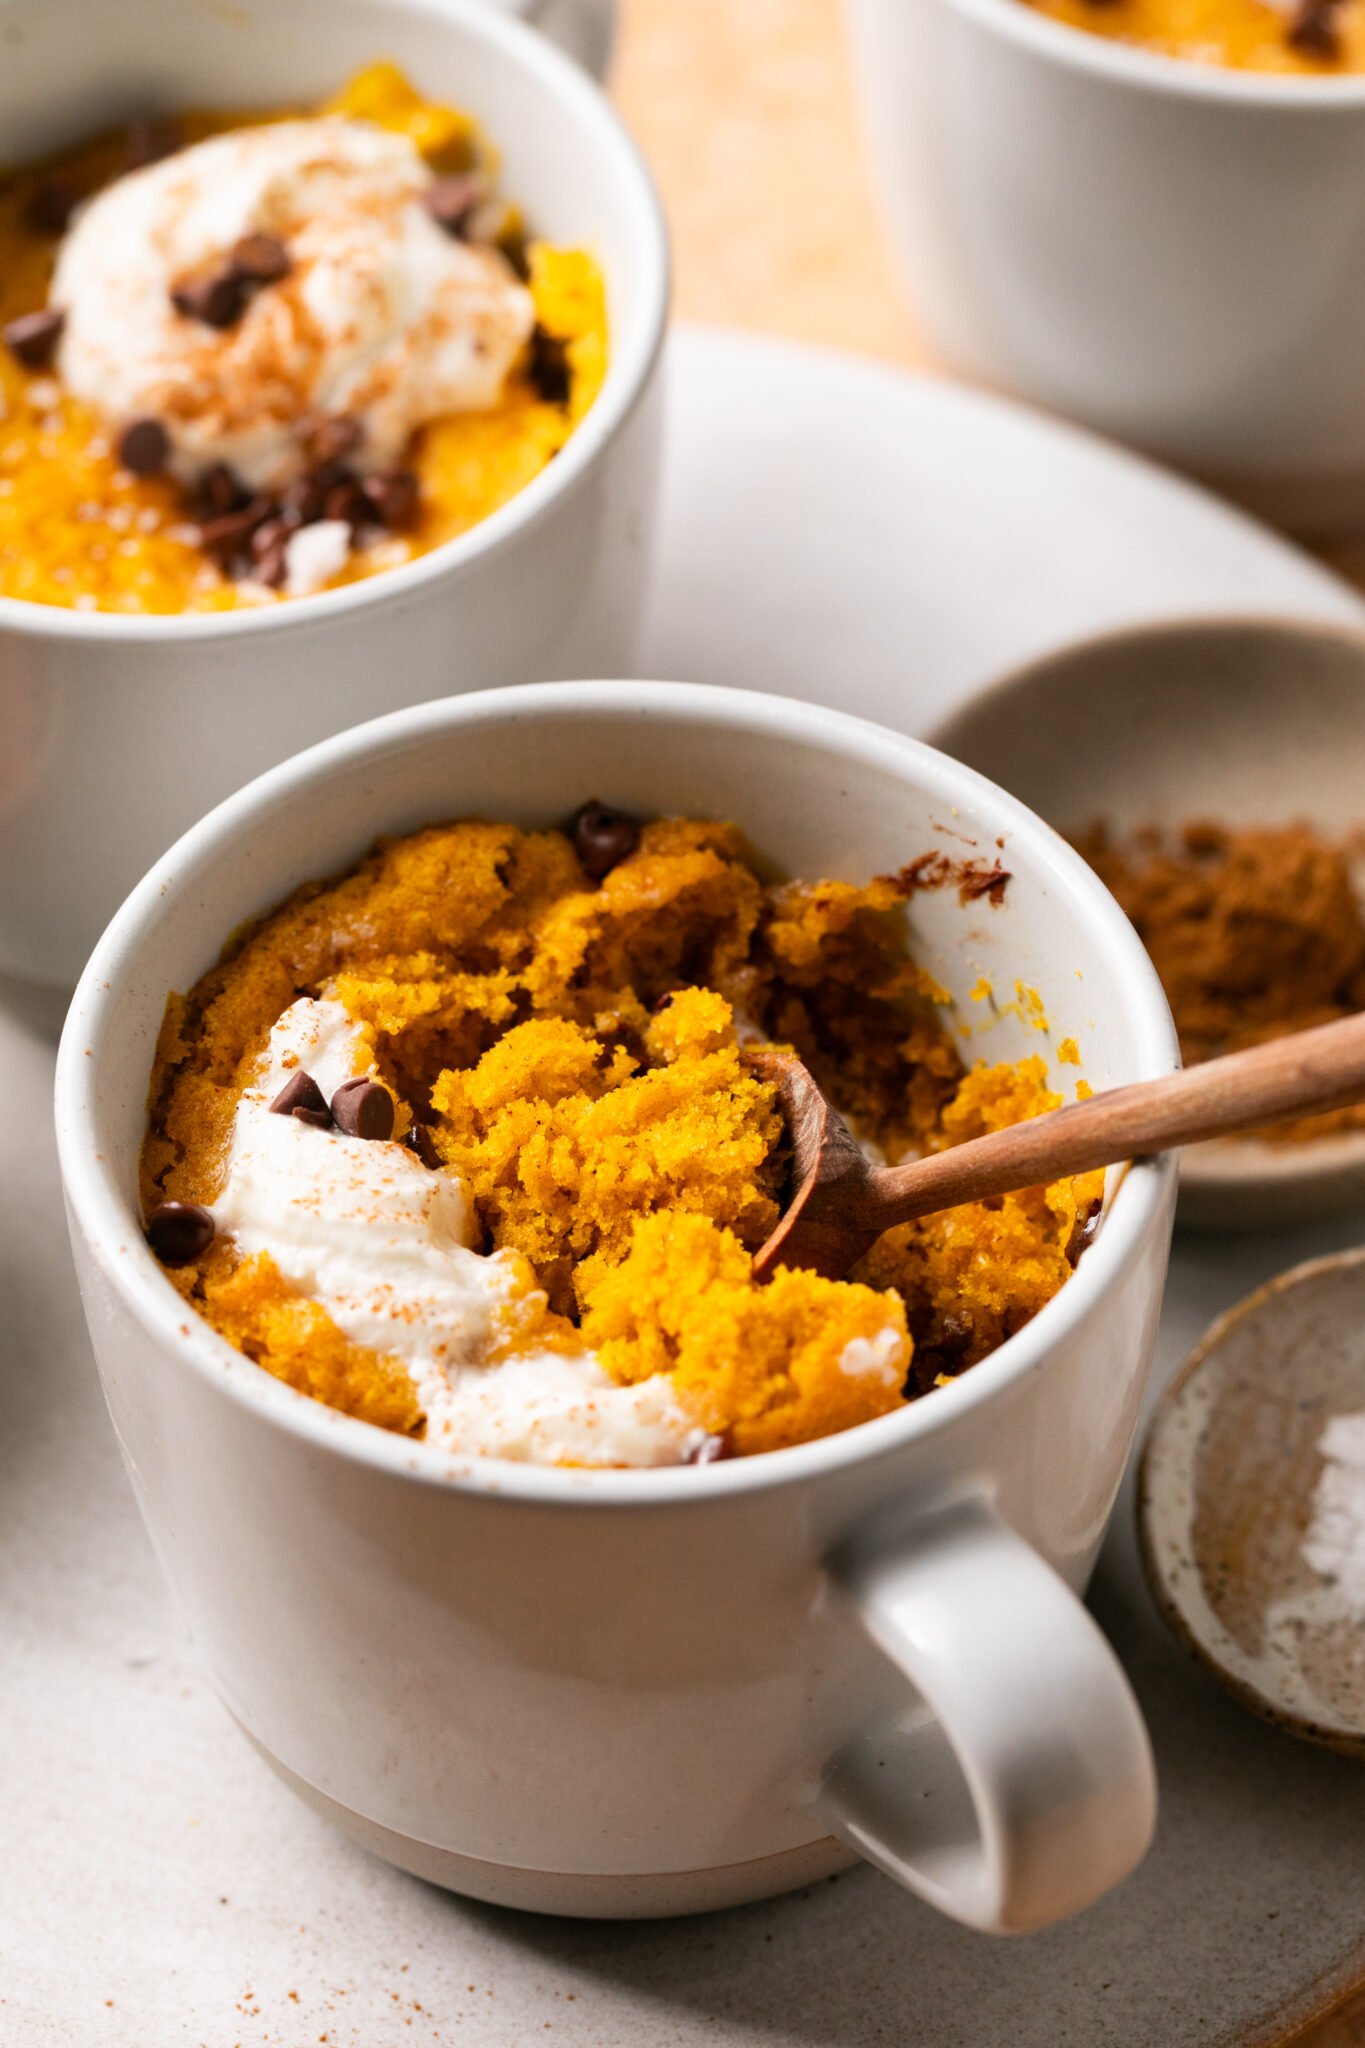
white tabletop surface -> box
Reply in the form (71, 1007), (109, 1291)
(7, 330), (1365, 2046)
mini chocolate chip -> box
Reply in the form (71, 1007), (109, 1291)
(304, 414), (363, 467)
(279, 473), (325, 527)
(252, 539), (289, 589)
(423, 173), (487, 238)
(146, 1200), (215, 1266)
(250, 516), (293, 561)
(407, 1121), (442, 1169)
(25, 176), (79, 235)
(269, 1070), (328, 1120)
(125, 117), (182, 172)
(361, 467), (419, 530)
(571, 799), (640, 881)
(118, 416), (170, 476)
(230, 231), (290, 283)
(684, 1433), (731, 1465)
(527, 325), (571, 406)
(171, 268), (245, 329)
(2, 308), (65, 368)
(1288, 0), (1342, 53)
(193, 464), (248, 520)
(197, 496), (274, 561)
(323, 478), (370, 532)
(331, 1076), (395, 1141)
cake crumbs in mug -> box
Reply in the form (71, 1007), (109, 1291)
(140, 810), (1103, 1465)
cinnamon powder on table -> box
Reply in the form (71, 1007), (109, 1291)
(1075, 819), (1365, 1144)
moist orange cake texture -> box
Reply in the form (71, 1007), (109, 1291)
(0, 64), (606, 613)
(1020, 0), (1365, 70)
(141, 813), (1103, 1462)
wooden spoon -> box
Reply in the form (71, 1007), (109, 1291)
(750, 1011), (1365, 1282)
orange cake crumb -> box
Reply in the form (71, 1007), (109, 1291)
(579, 1213), (910, 1457)
(431, 989), (782, 1317)
(855, 1057), (1104, 1392)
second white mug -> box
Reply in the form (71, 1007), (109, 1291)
(845, 0), (1365, 532)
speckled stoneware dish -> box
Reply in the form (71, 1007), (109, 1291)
(929, 617), (1365, 1230)
(1137, 1248), (1365, 1757)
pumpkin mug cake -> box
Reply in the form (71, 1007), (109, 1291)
(0, 62), (605, 611)
(142, 801), (1104, 1467)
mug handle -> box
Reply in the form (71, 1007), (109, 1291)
(519, 0), (617, 79)
(814, 1494), (1156, 1934)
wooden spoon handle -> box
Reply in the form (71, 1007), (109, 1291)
(868, 1010), (1365, 1230)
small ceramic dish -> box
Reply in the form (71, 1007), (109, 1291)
(844, 0), (1365, 531)
(1138, 1248), (1365, 1757)
(0, 0), (668, 987)
(928, 616), (1365, 1229)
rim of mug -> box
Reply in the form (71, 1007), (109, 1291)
(943, 0), (1365, 104)
(55, 678), (1180, 1507)
(0, 0), (669, 645)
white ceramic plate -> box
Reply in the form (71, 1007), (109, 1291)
(7, 329), (1365, 2046)
(641, 328), (1364, 721)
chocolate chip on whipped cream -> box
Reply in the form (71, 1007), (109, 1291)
(2, 308), (65, 369)
(331, 1075), (396, 1141)
(117, 416), (170, 476)
(171, 268), (246, 331)
(269, 1068), (331, 1126)
(229, 232), (290, 284)
(172, 233), (292, 332)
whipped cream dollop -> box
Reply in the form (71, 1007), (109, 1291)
(52, 119), (535, 489)
(213, 999), (696, 1466)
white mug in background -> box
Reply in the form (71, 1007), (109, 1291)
(0, 0), (666, 986)
(844, 0), (1365, 533)
(56, 681), (1177, 1931)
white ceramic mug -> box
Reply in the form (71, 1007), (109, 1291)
(844, 0), (1365, 531)
(0, 0), (667, 986)
(55, 681), (1178, 1930)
